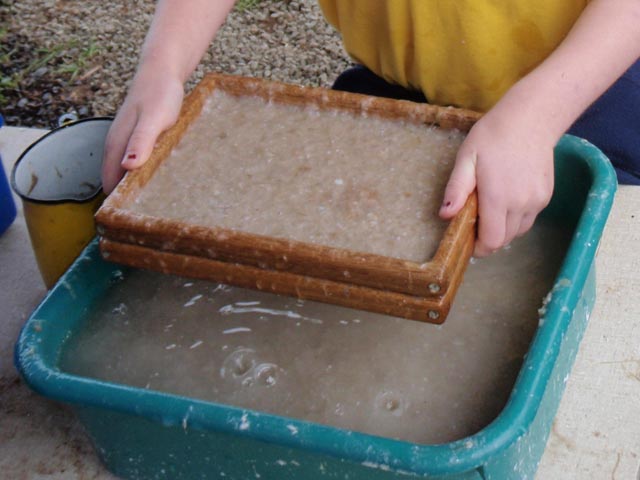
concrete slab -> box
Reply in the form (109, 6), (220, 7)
(537, 186), (640, 479)
(0, 125), (638, 479)
(0, 126), (118, 479)
(0, 126), (48, 378)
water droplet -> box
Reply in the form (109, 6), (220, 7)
(375, 391), (406, 416)
(221, 348), (257, 380)
(112, 303), (128, 315)
(253, 363), (279, 387)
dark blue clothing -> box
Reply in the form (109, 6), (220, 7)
(332, 66), (428, 103)
(332, 63), (640, 185)
(568, 60), (640, 185)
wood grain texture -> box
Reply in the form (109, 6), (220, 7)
(96, 74), (480, 323)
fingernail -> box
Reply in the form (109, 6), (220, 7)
(122, 153), (136, 166)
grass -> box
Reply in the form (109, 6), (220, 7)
(235, 0), (262, 12)
(0, 28), (19, 105)
(54, 39), (100, 80)
(0, 30), (100, 106)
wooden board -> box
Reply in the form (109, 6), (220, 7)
(96, 74), (480, 323)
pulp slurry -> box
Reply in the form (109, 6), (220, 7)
(61, 220), (571, 444)
(130, 91), (465, 263)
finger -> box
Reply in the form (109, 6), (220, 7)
(120, 113), (167, 169)
(517, 212), (537, 238)
(504, 211), (522, 247)
(439, 149), (477, 220)
(475, 202), (507, 257)
(102, 109), (138, 194)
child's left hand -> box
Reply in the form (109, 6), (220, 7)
(437, 0), (640, 257)
(438, 101), (555, 257)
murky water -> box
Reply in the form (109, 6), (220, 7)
(60, 220), (571, 444)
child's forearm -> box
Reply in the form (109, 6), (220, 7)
(137, 0), (237, 83)
(500, 0), (640, 140)
(101, 0), (237, 193)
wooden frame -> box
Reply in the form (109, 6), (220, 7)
(96, 74), (480, 323)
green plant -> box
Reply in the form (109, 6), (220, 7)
(0, 28), (17, 105)
(235, 0), (262, 12)
(0, 32), (101, 107)
(54, 39), (100, 80)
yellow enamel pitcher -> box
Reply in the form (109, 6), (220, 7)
(11, 118), (112, 288)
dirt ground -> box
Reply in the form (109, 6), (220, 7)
(0, 0), (350, 128)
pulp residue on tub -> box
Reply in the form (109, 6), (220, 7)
(128, 91), (465, 262)
(60, 220), (571, 444)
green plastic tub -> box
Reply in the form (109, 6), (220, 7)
(15, 135), (616, 479)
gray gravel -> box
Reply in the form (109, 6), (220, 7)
(4, 0), (351, 118)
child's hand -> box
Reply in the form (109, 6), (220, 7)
(102, 70), (184, 194)
(436, 0), (640, 257)
(438, 106), (555, 257)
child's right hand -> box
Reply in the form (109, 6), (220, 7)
(102, 69), (184, 194)
(101, 0), (239, 194)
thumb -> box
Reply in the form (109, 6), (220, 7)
(120, 114), (167, 170)
(439, 150), (477, 220)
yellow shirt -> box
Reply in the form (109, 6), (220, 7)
(318, 0), (588, 111)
